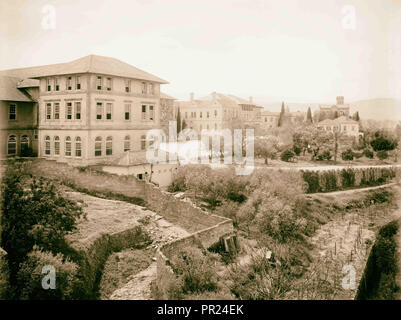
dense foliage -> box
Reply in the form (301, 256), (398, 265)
(0, 161), (85, 299)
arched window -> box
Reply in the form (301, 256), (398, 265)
(106, 136), (112, 155)
(45, 136), (51, 155)
(20, 135), (29, 153)
(7, 135), (17, 155)
(54, 136), (60, 155)
(95, 137), (102, 156)
(75, 137), (82, 157)
(124, 135), (130, 152)
(65, 136), (71, 156)
(141, 135), (146, 150)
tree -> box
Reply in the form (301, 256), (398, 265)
(0, 162), (84, 294)
(254, 136), (280, 164)
(342, 149), (354, 161)
(370, 131), (397, 152)
(377, 150), (389, 161)
(278, 102), (285, 127)
(182, 119), (187, 130)
(353, 111), (360, 121)
(176, 107), (182, 134)
(306, 107), (313, 124)
(280, 149), (295, 162)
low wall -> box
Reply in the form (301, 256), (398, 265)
(147, 181), (235, 296)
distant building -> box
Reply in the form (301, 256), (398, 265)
(316, 116), (360, 137)
(318, 96), (350, 119)
(260, 111), (280, 128)
(175, 92), (263, 133)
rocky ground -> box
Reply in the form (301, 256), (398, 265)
(64, 190), (190, 300)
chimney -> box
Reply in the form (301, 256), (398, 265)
(190, 92), (194, 102)
(212, 91), (216, 100)
(336, 96), (344, 105)
(249, 96), (253, 104)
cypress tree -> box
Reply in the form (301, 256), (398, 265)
(176, 107), (181, 134)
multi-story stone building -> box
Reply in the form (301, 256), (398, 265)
(175, 92), (263, 133)
(316, 116), (360, 137)
(0, 55), (169, 164)
(318, 96), (350, 120)
(0, 76), (39, 158)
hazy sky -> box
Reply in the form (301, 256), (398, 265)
(0, 0), (400, 104)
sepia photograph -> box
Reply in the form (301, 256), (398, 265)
(0, 0), (401, 313)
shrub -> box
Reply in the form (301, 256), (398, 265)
(341, 149), (354, 161)
(16, 248), (82, 300)
(377, 150), (389, 160)
(171, 248), (220, 295)
(281, 149), (295, 162)
(363, 149), (374, 159)
(0, 162), (85, 296)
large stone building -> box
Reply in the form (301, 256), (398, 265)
(318, 96), (350, 120)
(0, 76), (39, 158)
(316, 116), (360, 137)
(0, 55), (169, 164)
(174, 92), (263, 133)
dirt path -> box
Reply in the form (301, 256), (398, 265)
(310, 182), (398, 196)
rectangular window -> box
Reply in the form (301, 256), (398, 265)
(200, 112), (202, 118)
(106, 103), (112, 120)
(75, 102), (81, 120)
(149, 105), (154, 120)
(55, 78), (59, 91)
(141, 135), (146, 150)
(54, 102), (60, 119)
(148, 83), (154, 95)
(34, 130), (38, 140)
(47, 78), (52, 91)
(141, 82), (147, 94)
(66, 102), (73, 120)
(55, 140), (60, 155)
(125, 104), (131, 120)
(9, 104), (17, 120)
(185, 112), (188, 119)
(65, 141), (71, 156)
(76, 76), (81, 90)
(97, 76), (102, 90)
(46, 103), (52, 120)
(96, 102), (103, 120)
(106, 78), (112, 91)
(67, 76), (72, 90)
(141, 105), (147, 120)
(125, 79), (131, 93)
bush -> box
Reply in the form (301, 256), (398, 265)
(377, 150), (389, 160)
(0, 162), (85, 296)
(171, 248), (220, 295)
(341, 149), (354, 161)
(363, 149), (374, 159)
(302, 167), (398, 193)
(281, 149), (295, 162)
(16, 248), (82, 300)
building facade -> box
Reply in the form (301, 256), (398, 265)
(0, 76), (39, 158)
(0, 55), (169, 165)
(316, 116), (360, 137)
(318, 96), (350, 120)
(174, 92), (263, 133)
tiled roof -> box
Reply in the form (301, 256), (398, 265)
(160, 92), (176, 100)
(0, 55), (168, 84)
(318, 116), (358, 125)
(0, 76), (34, 102)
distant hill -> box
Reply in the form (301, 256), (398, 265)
(349, 98), (401, 122)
